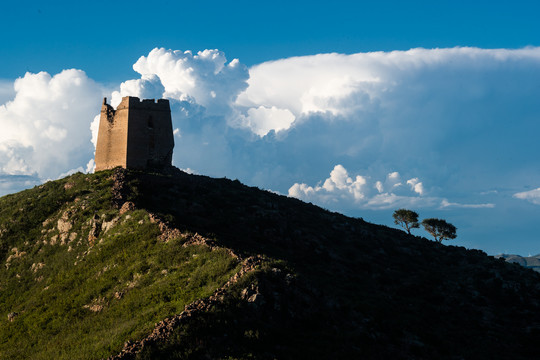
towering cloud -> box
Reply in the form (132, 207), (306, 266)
(1, 46), (540, 254)
(128, 48), (248, 117)
(0, 70), (102, 185)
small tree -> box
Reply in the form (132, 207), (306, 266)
(392, 209), (419, 234)
(421, 218), (457, 243)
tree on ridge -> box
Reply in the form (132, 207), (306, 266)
(392, 209), (419, 234)
(421, 218), (457, 243)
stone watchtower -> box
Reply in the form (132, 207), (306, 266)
(94, 96), (174, 171)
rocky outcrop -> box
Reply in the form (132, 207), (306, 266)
(107, 255), (264, 359)
(7, 312), (18, 322)
(119, 201), (135, 215)
(147, 213), (182, 243)
(5, 247), (26, 269)
(111, 168), (128, 209)
(83, 297), (108, 313)
(57, 209), (73, 245)
(88, 214), (101, 244)
(30, 262), (45, 273)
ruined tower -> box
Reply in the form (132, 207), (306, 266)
(94, 96), (174, 171)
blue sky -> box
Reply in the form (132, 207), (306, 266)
(1, 1), (540, 255)
(2, 1), (539, 80)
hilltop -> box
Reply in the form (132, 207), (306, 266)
(1, 168), (540, 359)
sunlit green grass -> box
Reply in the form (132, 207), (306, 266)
(0, 171), (239, 359)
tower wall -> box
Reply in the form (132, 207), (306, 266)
(94, 99), (129, 171)
(125, 98), (174, 169)
(94, 96), (174, 172)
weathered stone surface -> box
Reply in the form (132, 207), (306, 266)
(7, 312), (18, 322)
(49, 235), (58, 245)
(57, 217), (72, 234)
(83, 297), (107, 313)
(94, 97), (174, 171)
(5, 248), (26, 269)
(148, 213), (182, 243)
(119, 201), (135, 215)
(31, 262), (45, 273)
(101, 217), (119, 234)
(111, 168), (128, 209)
(88, 214), (101, 244)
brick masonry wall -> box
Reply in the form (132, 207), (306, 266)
(94, 97), (174, 171)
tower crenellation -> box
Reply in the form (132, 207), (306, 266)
(94, 96), (174, 172)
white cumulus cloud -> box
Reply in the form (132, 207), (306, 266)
(110, 74), (165, 108)
(0, 69), (102, 194)
(235, 47), (540, 150)
(288, 165), (436, 210)
(244, 106), (295, 136)
(407, 178), (424, 195)
(288, 165), (496, 211)
(130, 48), (249, 117)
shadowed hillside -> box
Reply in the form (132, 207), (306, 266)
(497, 254), (540, 273)
(1, 168), (540, 359)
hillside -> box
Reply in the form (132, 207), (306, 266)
(1, 168), (540, 359)
(496, 254), (540, 273)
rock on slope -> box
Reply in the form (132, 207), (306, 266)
(1, 168), (540, 359)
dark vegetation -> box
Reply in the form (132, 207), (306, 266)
(392, 209), (420, 234)
(1, 168), (540, 359)
(392, 209), (457, 243)
(421, 218), (458, 243)
(496, 254), (540, 273)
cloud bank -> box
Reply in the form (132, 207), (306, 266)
(1, 46), (540, 254)
(101, 47), (540, 197)
(287, 164), (495, 211)
(4, 46), (540, 203)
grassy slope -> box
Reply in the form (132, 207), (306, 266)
(2, 169), (540, 359)
(0, 171), (239, 359)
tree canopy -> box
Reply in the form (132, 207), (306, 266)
(421, 218), (457, 243)
(392, 209), (419, 234)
